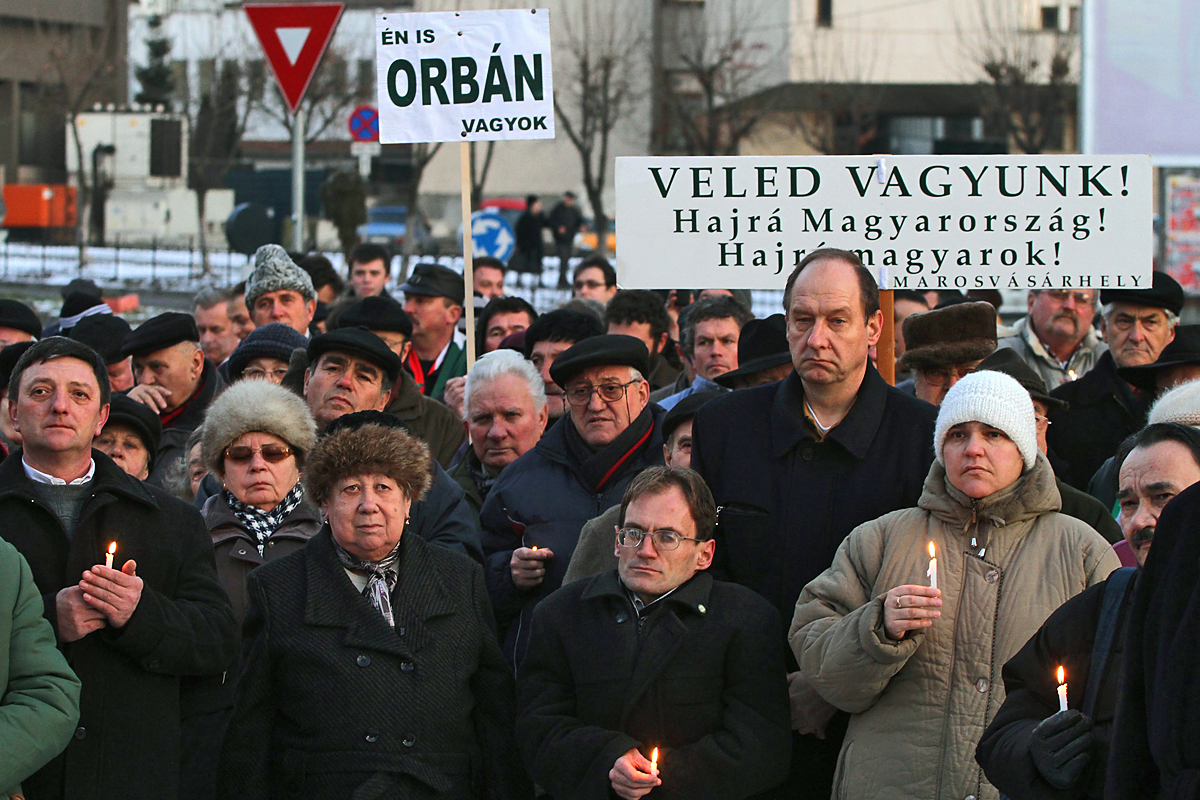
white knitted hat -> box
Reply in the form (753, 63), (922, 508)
(1148, 379), (1200, 427)
(934, 370), (1038, 471)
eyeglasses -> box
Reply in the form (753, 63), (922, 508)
(565, 379), (640, 407)
(573, 279), (606, 291)
(615, 527), (705, 551)
(224, 444), (294, 464)
(242, 367), (289, 382)
(1035, 414), (1052, 431)
(1041, 290), (1095, 306)
(918, 364), (978, 387)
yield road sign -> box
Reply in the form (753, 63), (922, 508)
(348, 105), (380, 142)
(245, 3), (344, 115)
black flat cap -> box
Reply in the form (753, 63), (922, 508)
(975, 347), (1069, 414)
(1117, 325), (1200, 391)
(61, 278), (100, 299)
(0, 341), (36, 393)
(549, 334), (650, 388)
(0, 299), (42, 339)
(307, 328), (402, 383)
(337, 295), (413, 337)
(70, 315), (132, 364)
(121, 312), (200, 359)
(715, 314), (790, 388)
(662, 390), (722, 440)
(105, 393), (164, 469)
(1100, 271), (1184, 316)
(399, 262), (465, 306)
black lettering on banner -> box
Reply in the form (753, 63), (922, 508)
(420, 58), (449, 105)
(514, 54), (543, 100)
(483, 48), (513, 102)
(452, 57), (479, 104)
(387, 60), (417, 107)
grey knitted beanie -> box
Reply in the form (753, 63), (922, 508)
(245, 244), (317, 307)
(1148, 379), (1200, 428)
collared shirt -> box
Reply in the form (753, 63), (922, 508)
(624, 582), (682, 616)
(1000, 315), (1107, 390)
(657, 374), (728, 411)
(23, 457), (96, 486)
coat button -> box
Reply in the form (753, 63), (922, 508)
(615, 612), (629, 624)
(802, 448), (814, 461)
(356, 654), (371, 667)
(402, 735), (416, 747)
(966, 796), (976, 800)
(268, 541), (275, 547)
(984, 569), (999, 584)
(74, 726), (87, 740)
(365, 731), (379, 743)
(401, 661), (415, 672)
(697, 604), (706, 614)
(976, 678), (989, 694)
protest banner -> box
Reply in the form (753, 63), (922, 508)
(376, 8), (553, 367)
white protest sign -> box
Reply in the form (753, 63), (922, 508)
(616, 155), (1153, 291)
(375, 8), (554, 144)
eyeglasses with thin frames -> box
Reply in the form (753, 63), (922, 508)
(615, 527), (705, 551)
(565, 379), (640, 407)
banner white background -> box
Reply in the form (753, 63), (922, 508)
(616, 155), (1153, 291)
(375, 8), (554, 144)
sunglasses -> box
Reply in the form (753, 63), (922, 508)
(224, 444), (294, 464)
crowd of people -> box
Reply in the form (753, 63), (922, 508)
(0, 242), (1198, 800)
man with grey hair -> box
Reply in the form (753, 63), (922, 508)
(244, 244), (318, 336)
(450, 350), (549, 523)
(192, 286), (241, 367)
(481, 335), (666, 669)
(657, 295), (752, 411)
(1049, 271), (1184, 489)
(998, 287), (1106, 390)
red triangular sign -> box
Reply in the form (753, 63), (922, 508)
(245, 3), (344, 115)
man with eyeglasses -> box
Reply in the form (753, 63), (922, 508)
(1048, 272), (1184, 490)
(481, 334), (666, 670)
(516, 465), (791, 800)
(897, 301), (998, 406)
(998, 288), (1105, 391)
(571, 255), (619, 305)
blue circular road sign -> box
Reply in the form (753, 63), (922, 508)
(471, 211), (516, 263)
(348, 105), (380, 142)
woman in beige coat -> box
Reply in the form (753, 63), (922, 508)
(790, 370), (1120, 800)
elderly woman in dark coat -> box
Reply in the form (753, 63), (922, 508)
(218, 414), (533, 800)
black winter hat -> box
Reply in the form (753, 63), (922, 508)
(121, 312), (200, 359)
(307, 328), (402, 383)
(974, 347), (1069, 414)
(324, 409), (410, 435)
(1100, 270), (1184, 316)
(70, 315), (132, 364)
(60, 292), (106, 319)
(337, 295), (413, 337)
(662, 390), (722, 441)
(399, 262), (465, 306)
(900, 301), (998, 371)
(0, 341), (36, 393)
(227, 322), (308, 381)
(105, 393), (164, 470)
(549, 334), (650, 388)
(714, 314), (790, 388)
(0, 299), (42, 339)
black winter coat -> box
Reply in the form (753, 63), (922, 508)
(217, 527), (532, 800)
(0, 450), (237, 800)
(976, 571), (1137, 800)
(1058, 478), (1123, 544)
(1106, 481), (1200, 799)
(1049, 352), (1148, 491)
(147, 358), (226, 487)
(517, 570), (792, 800)
(481, 406), (665, 670)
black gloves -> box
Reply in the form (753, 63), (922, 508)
(1030, 709), (1095, 790)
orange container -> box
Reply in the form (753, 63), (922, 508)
(1, 184), (76, 228)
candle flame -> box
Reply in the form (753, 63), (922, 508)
(107, 542), (117, 556)
(1057, 665), (1065, 685)
(650, 747), (658, 768)
(928, 541), (935, 558)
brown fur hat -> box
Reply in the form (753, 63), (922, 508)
(304, 423), (432, 505)
(900, 301), (998, 371)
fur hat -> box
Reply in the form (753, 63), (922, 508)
(901, 301), (998, 371)
(304, 422), (431, 505)
(245, 244), (317, 309)
(201, 380), (318, 475)
(1148, 379), (1200, 428)
(934, 370), (1038, 471)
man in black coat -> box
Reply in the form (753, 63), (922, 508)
(517, 466), (791, 800)
(0, 337), (237, 800)
(548, 191), (584, 288)
(1049, 271), (1183, 490)
(690, 249), (938, 800)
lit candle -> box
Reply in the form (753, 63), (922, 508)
(105, 542), (117, 569)
(1056, 666), (1068, 712)
(926, 541), (938, 591)
(650, 747), (658, 775)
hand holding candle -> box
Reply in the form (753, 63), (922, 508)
(104, 541), (117, 569)
(926, 541), (938, 591)
(1056, 666), (1068, 712)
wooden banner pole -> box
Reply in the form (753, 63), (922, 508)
(878, 288), (895, 385)
(460, 141), (477, 369)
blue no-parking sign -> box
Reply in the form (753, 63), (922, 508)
(348, 105), (380, 142)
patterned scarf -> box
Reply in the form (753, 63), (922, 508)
(226, 482), (305, 556)
(333, 538), (403, 628)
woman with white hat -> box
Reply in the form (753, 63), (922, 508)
(789, 370), (1120, 800)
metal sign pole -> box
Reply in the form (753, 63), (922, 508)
(292, 105), (306, 252)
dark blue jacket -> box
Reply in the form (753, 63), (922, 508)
(481, 406), (666, 671)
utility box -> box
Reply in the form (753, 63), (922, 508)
(68, 108), (188, 191)
(2, 185), (76, 228)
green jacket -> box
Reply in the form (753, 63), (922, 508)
(0, 538), (81, 795)
(387, 370), (466, 469)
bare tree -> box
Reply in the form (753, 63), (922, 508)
(785, 26), (885, 155)
(254, 49), (367, 144)
(655, 0), (779, 156)
(468, 140), (496, 211)
(553, 0), (649, 257)
(957, 0), (1076, 154)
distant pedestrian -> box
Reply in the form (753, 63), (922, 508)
(514, 195), (547, 275)
(548, 191), (584, 287)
